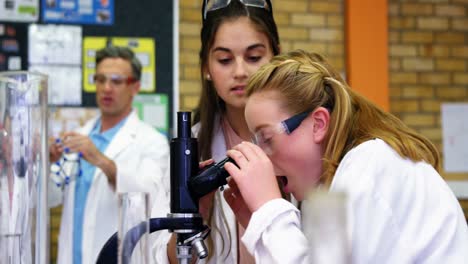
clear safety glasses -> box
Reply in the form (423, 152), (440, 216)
(203, 0), (272, 20)
(93, 73), (136, 88)
(252, 111), (310, 155)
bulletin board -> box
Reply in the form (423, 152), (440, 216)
(0, 0), (176, 133)
(82, 36), (156, 93)
(80, 0), (175, 131)
(0, 23), (28, 71)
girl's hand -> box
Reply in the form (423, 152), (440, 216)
(199, 159), (214, 169)
(198, 159), (215, 221)
(223, 177), (251, 228)
(224, 142), (281, 213)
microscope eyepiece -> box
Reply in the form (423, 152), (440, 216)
(177, 112), (191, 138)
(189, 157), (237, 200)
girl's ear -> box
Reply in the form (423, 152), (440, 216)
(202, 64), (209, 80)
(311, 107), (330, 144)
(203, 69), (212, 81)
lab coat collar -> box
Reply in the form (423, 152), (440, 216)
(103, 111), (139, 159)
(79, 110), (139, 160)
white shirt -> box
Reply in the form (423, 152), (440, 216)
(243, 139), (468, 263)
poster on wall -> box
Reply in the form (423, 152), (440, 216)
(28, 24), (82, 105)
(441, 103), (468, 173)
(132, 94), (169, 136)
(28, 24), (81, 64)
(42, 0), (113, 25)
(83, 36), (156, 93)
(0, 0), (39, 22)
(29, 65), (82, 105)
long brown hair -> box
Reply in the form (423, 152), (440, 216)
(247, 50), (440, 185)
(192, 0), (280, 260)
(194, 0), (280, 160)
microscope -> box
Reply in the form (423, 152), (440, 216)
(96, 112), (235, 264)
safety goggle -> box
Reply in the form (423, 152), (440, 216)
(252, 111), (310, 155)
(203, 0), (272, 20)
(93, 73), (136, 87)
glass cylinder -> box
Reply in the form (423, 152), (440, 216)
(118, 192), (150, 264)
(302, 190), (350, 264)
(0, 71), (49, 264)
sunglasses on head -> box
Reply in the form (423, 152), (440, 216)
(202, 0), (272, 21)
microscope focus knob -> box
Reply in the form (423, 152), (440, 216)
(182, 226), (211, 260)
(192, 237), (208, 259)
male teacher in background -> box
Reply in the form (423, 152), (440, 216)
(49, 46), (170, 264)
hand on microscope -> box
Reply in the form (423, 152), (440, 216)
(224, 142), (282, 227)
(198, 159), (217, 220)
(223, 177), (251, 229)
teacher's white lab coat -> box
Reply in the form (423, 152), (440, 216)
(49, 111), (170, 264)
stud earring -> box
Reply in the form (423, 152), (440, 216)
(206, 74), (211, 80)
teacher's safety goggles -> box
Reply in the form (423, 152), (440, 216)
(93, 73), (136, 88)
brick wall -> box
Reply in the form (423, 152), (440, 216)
(389, 0), (468, 218)
(388, 0), (467, 178)
(179, 0), (345, 111)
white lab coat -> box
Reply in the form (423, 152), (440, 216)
(0, 166), (33, 264)
(49, 110), (170, 264)
(152, 116), (240, 264)
(243, 139), (468, 264)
